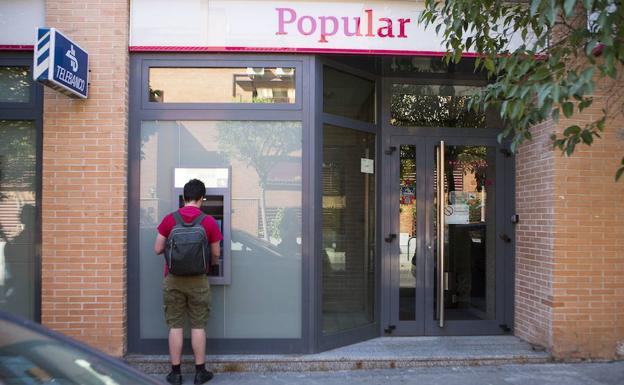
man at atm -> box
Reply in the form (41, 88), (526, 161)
(153, 179), (223, 385)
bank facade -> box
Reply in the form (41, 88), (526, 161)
(0, 0), (622, 359)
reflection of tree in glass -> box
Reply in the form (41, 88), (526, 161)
(446, 146), (488, 195)
(391, 84), (486, 128)
(217, 122), (301, 240)
(0, 121), (36, 188)
(1, 67), (30, 102)
(399, 145), (416, 183)
(0, 122), (36, 242)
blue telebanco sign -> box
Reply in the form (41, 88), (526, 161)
(33, 28), (89, 99)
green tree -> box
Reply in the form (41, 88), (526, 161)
(420, 0), (624, 180)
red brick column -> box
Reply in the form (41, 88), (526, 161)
(516, 79), (624, 359)
(515, 121), (556, 350)
(550, 81), (624, 359)
(41, 0), (129, 356)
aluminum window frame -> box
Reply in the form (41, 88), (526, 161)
(128, 53), (313, 354)
(0, 51), (43, 323)
(141, 59), (303, 111)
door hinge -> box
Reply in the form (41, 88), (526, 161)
(499, 324), (512, 333)
(385, 233), (397, 243)
(385, 146), (397, 155)
(384, 325), (396, 334)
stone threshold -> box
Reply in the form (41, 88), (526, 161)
(126, 336), (552, 373)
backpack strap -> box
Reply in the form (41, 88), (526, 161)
(190, 213), (206, 227)
(172, 211), (206, 227)
(172, 211), (185, 226)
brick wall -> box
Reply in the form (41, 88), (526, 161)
(515, 120), (557, 350)
(550, 78), (624, 359)
(515, 77), (624, 359)
(41, 0), (129, 356)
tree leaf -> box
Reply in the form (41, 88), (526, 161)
(530, 0), (540, 16)
(563, 0), (577, 17)
(562, 102), (574, 118)
(616, 165), (624, 181)
(484, 57), (495, 72)
(580, 130), (593, 144)
(564, 125), (581, 136)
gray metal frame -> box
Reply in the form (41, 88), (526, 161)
(128, 53), (313, 354)
(140, 59), (303, 111)
(315, 57), (382, 351)
(380, 77), (516, 336)
(0, 52), (44, 323)
(128, 53), (516, 354)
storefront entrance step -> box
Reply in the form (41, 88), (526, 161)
(126, 336), (552, 374)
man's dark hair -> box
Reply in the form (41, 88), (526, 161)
(183, 179), (206, 202)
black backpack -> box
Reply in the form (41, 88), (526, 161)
(165, 211), (209, 276)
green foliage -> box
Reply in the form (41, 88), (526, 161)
(420, 0), (624, 180)
(217, 121), (301, 185)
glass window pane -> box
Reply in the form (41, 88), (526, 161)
(399, 145), (417, 321)
(391, 84), (488, 128)
(385, 56), (478, 75)
(322, 124), (376, 335)
(0, 67), (30, 103)
(148, 67), (296, 104)
(434, 145), (496, 321)
(139, 120), (302, 339)
(323, 67), (375, 123)
(0, 120), (37, 320)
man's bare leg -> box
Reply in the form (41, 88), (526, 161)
(169, 328), (184, 365)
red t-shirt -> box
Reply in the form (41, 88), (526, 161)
(157, 205), (223, 276)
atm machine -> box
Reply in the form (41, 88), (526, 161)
(173, 167), (231, 285)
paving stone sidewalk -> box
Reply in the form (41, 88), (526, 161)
(155, 361), (624, 385)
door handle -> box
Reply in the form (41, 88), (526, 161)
(436, 140), (446, 328)
(384, 233), (397, 243)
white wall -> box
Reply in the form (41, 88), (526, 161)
(0, 0), (45, 46)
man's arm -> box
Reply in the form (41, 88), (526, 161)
(154, 234), (167, 255)
(210, 241), (220, 265)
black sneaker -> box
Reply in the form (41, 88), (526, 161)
(165, 371), (182, 385)
(194, 369), (214, 384)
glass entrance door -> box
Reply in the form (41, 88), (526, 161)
(318, 60), (380, 351)
(386, 136), (510, 336)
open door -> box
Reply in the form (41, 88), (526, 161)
(317, 58), (381, 351)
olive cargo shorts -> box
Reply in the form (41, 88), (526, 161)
(162, 274), (211, 329)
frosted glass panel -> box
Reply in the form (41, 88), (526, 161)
(139, 120), (302, 339)
(0, 120), (37, 320)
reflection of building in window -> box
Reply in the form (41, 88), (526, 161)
(233, 68), (295, 103)
(148, 67), (296, 104)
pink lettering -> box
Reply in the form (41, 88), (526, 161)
(377, 18), (394, 37)
(276, 8), (297, 35)
(274, 8), (410, 42)
(342, 17), (362, 37)
(398, 18), (411, 38)
(319, 16), (339, 43)
(365, 9), (374, 37)
(298, 15), (317, 36)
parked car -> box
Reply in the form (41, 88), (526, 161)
(0, 310), (164, 385)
